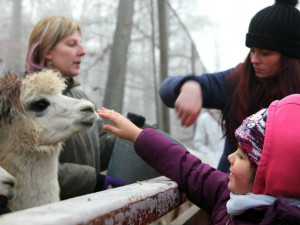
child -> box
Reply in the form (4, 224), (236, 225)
(97, 94), (300, 224)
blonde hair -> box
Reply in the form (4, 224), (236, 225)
(25, 16), (82, 73)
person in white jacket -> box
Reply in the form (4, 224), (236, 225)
(193, 109), (224, 167)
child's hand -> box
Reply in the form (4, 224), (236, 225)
(97, 107), (143, 143)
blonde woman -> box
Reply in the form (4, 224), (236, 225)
(25, 16), (124, 199)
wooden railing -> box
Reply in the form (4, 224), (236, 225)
(0, 177), (189, 225)
(0, 148), (215, 225)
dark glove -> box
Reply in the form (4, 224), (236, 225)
(127, 112), (145, 128)
(95, 173), (125, 191)
(0, 196), (11, 214)
(0, 167), (15, 215)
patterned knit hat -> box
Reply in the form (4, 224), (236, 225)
(246, 0), (300, 59)
(235, 109), (268, 166)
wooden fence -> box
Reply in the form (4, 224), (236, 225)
(0, 177), (191, 225)
(0, 148), (217, 225)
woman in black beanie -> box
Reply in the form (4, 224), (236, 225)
(159, 0), (300, 173)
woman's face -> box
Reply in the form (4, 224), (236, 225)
(45, 31), (86, 77)
(250, 48), (282, 79)
(227, 148), (254, 195)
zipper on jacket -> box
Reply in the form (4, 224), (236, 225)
(226, 215), (234, 225)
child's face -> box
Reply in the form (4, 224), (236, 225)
(227, 147), (254, 194)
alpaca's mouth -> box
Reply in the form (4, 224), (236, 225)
(80, 121), (95, 127)
(37, 143), (61, 153)
(76, 113), (98, 127)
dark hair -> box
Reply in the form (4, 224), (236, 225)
(250, 165), (257, 184)
(222, 54), (300, 147)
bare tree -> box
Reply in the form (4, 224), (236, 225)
(0, 0), (206, 148)
(103, 0), (135, 112)
(157, 0), (170, 132)
(5, 0), (22, 73)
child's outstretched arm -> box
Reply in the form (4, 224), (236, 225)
(97, 107), (143, 143)
(98, 108), (226, 212)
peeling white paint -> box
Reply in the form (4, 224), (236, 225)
(0, 176), (186, 225)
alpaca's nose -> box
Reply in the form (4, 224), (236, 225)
(79, 99), (96, 113)
(80, 106), (95, 114)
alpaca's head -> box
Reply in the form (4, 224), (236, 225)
(0, 70), (98, 152)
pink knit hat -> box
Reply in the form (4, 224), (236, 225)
(235, 109), (268, 166)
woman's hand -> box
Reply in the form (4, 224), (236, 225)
(175, 80), (203, 127)
(97, 108), (143, 143)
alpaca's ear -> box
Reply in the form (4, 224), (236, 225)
(0, 73), (22, 123)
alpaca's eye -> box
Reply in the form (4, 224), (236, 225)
(29, 99), (50, 112)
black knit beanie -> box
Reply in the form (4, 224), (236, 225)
(246, 0), (300, 58)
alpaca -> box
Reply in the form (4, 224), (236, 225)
(0, 70), (98, 211)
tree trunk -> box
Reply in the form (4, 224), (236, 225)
(103, 0), (135, 113)
(157, 0), (169, 133)
(6, 0), (22, 73)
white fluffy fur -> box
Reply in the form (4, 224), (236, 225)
(0, 70), (98, 211)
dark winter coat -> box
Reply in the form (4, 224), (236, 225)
(58, 78), (115, 199)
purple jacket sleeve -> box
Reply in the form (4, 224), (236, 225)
(134, 128), (229, 213)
